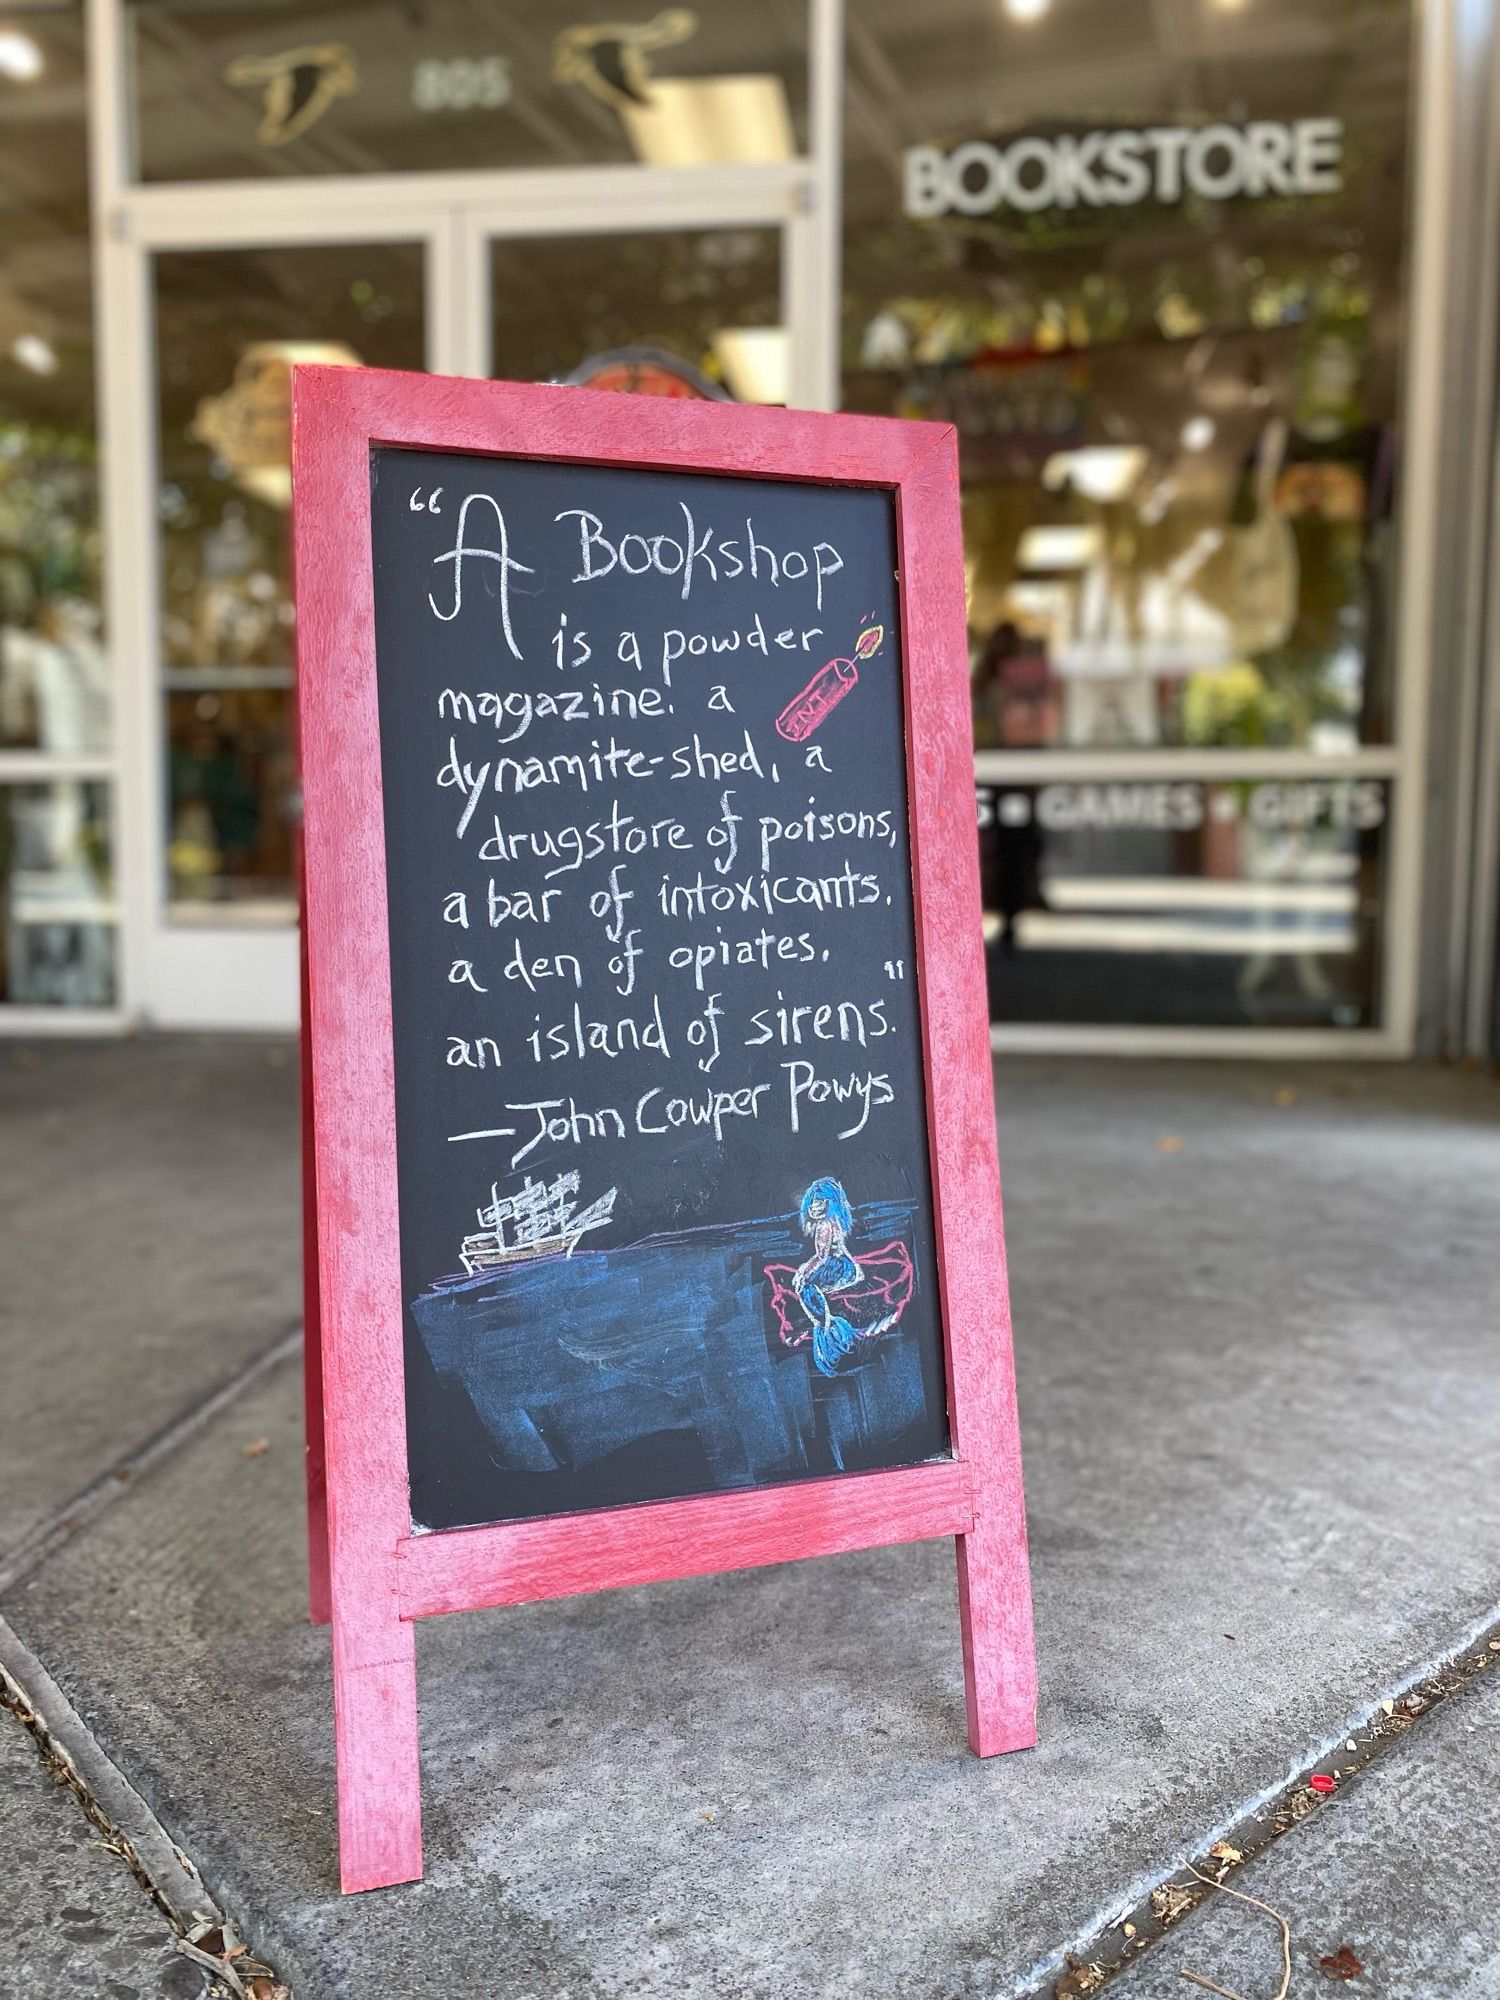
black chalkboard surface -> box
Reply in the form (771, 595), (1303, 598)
(369, 446), (951, 1531)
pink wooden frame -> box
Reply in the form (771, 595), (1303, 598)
(291, 366), (1036, 1895)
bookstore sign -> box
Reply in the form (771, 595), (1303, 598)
(905, 118), (1344, 220)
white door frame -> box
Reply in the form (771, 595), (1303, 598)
(83, 0), (842, 1032)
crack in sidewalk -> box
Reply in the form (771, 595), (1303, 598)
(1, 1617), (294, 1999)
(1017, 1605), (1500, 1999)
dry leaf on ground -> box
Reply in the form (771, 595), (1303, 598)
(1318, 1945), (1365, 1981)
(1055, 1958), (1106, 1997)
(1151, 1883), (1196, 1925)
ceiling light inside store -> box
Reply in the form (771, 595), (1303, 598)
(1003, 0), (1052, 20)
(712, 326), (790, 405)
(1042, 447), (1148, 505)
(1180, 415), (1216, 451)
(0, 30), (43, 80)
(622, 76), (795, 167)
(1017, 524), (1103, 572)
(10, 332), (58, 375)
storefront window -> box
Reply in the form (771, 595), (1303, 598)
(0, 4), (114, 1010)
(0, 781), (115, 1007)
(155, 242), (424, 914)
(0, 5), (100, 759)
(979, 776), (1386, 1028)
(0, 425), (106, 758)
(844, 0), (1410, 1029)
(128, 1), (808, 185)
(490, 227), (783, 397)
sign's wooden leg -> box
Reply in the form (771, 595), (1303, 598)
(300, 926), (331, 1628)
(332, 1613), (423, 1893)
(303, 1314), (331, 1626)
(954, 1519), (1038, 1757)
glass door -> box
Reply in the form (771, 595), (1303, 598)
(127, 205), (801, 1029)
(128, 238), (427, 1027)
(156, 242), (424, 921)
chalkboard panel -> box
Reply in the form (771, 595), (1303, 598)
(368, 447), (952, 1531)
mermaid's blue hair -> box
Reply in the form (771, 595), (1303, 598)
(799, 1176), (853, 1236)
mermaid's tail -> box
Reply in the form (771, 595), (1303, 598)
(812, 1314), (860, 1378)
(810, 1300), (907, 1377)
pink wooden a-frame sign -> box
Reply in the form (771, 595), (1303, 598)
(292, 366), (1036, 1895)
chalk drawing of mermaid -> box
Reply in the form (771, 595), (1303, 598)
(765, 1177), (915, 1379)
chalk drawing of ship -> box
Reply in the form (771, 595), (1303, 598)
(459, 1171), (616, 1276)
(412, 1198), (936, 1531)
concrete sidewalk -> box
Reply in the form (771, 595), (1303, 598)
(2, 1046), (1499, 1999)
(0, 1038), (302, 1553)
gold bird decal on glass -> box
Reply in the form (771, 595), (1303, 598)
(225, 43), (359, 146)
(551, 8), (697, 110)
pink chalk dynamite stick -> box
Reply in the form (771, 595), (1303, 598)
(775, 620), (885, 742)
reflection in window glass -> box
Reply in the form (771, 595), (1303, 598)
(844, 0), (1409, 754)
(0, 782), (115, 1007)
(0, 432), (106, 756)
(0, 6), (105, 760)
(155, 244), (424, 912)
(491, 229), (783, 400)
(979, 777), (1385, 1028)
(129, 1), (807, 184)
(166, 688), (295, 911)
